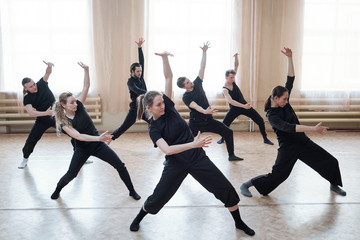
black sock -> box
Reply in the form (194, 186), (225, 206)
(230, 209), (255, 236)
(130, 208), (148, 231)
(51, 187), (62, 200)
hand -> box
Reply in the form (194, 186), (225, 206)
(78, 62), (89, 71)
(98, 131), (113, 142)
(314, 122), (328, 134)
(155, 51), (174, 57)
(200, 41), (211, 52)
(193, 131), (212, 148)
(45, 106), (54, 116)
(105, 137), (113, 145)
(243, 103), (252, 109)
(233, 53), (239, 58)
(135, 37), (145, 47)
(204, 106), (218, 115)
(43, 60), (54, 67)
(281, 47), (292, 57)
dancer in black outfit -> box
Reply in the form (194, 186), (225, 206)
(111, 37), (150, 140)
(130, 52), (254, 236)
(178, 42), (243, 161)
(217, 53), (274, 145)
(240, 48), (346, 197)
(51, 62), (140, 200)
(19, 61), (56, 169)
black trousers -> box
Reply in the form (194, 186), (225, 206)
(112, 106), (150, 140)
(223, 107), (267, 139)
(189, 118), (235, 156)
(22, 117), (55, 158)
(144, 154), (240, 214)
(55, 142), (135, 192)
(251, 140), (343, 195)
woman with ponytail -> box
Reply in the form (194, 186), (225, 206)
(240, 47), (346, 198)
(129, 52), (255, 236)
(50, 62), (140, 201)
(18, 61), (56, 169)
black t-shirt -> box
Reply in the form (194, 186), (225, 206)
(223, 82), (247, 108)
(266, 76), (309, 145)
(149, 94), (204, 162)
(182, 77), (212, 121)
(23, 78), (55, 119)
(64, 100), (99, 149)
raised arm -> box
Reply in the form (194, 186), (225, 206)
(281, 47), (294, 77)
(155, 131), (212, 155)
(42, 60), (54, 82)
(76, 62), (90, 103)
(233, 53), (239, 73)
(155, 52), (174, 98)
(198, 41), (210, 80)
(135, 37), (145, 77)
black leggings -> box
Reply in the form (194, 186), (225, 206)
(251, 140), (343, 195)
(189, 118), (234, 156)
(223, 107), (267, 139)
(55, 142), (135, 192)
(144, 154), (240, 214)
(112, 106), (150, 140)
(22, 117), (55, 158)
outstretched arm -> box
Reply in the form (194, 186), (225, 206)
(233, 53), (239, 73)
(155, 52), (174, 98)
(189, 101), (218, 115)
(77, 62), (90, 103)
(62, 126), (113, 142)
(42, 60), (54, 82)
(136, 37), (145, 77)
(198, 41), (210, 80)
(281, 47), (294, 77)
(222, 88), (251, 109)
(296, 122), (328, 134)
(155, 131), (212, 155)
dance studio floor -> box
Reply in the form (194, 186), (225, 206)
(1, 131), (359, 240)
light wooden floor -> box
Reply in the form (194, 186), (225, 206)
(0, 131), (359, 240)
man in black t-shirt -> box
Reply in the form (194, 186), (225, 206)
(111, 38), (151, 140)
(177, 42), (243, 161)
(18, 61), (56, 169)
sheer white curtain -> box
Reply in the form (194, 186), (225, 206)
(302, 0), (360, 93)
(0, 0), (95, 94)
(145, 0), (232, 99)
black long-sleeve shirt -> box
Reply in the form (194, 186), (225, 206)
(127, 47), (147, 108)
(266, 76), (309, 146)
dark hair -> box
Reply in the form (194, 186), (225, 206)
(130, 63), (141, 74)
(225, 69), (236, 77)
(22, 77), (32, 94)
(137, 91), (162, 120)
(177, 77), (186, 88)
(264, 85), (288, 112)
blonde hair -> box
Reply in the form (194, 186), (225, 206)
(137, 91), (161, 120)
(53, 92), (73, 135)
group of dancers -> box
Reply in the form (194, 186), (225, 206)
(18, 38), (346, 236)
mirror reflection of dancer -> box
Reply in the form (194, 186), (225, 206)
(51, 62), (140, 201)
(240, 48), (346, 198)
(111, 38), (150, 140)
(129, 52), (255, 236)
(217, 53), (274, 145)
(19, 61), (56, 169)
(177, 42), (243, 161)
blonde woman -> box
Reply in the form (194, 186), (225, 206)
(51, 62), (140, 200)
(129, 52), (254, 236)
